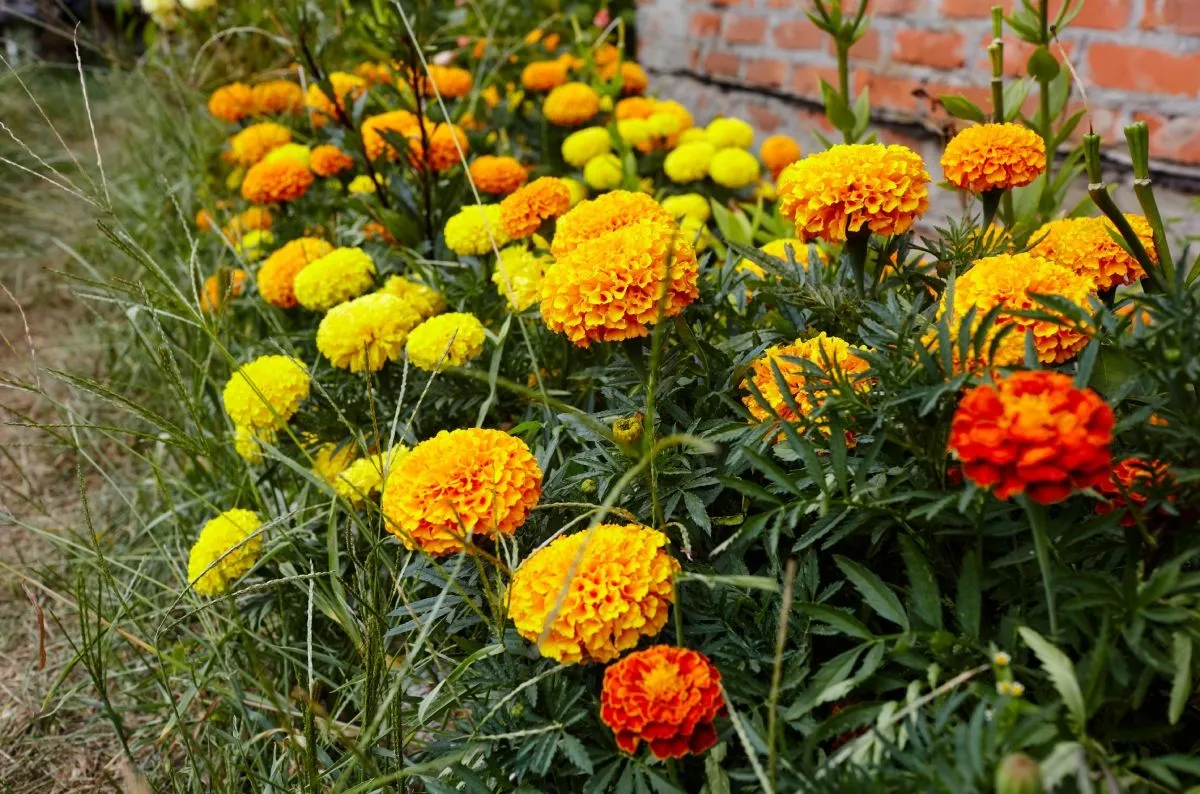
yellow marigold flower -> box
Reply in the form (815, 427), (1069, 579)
(583, 153), (623, 190)
(252, 80), (303, 115)
(562, 177), (588, 207)
(241, 159), (314, 205)
(423, 65), (473, 98)
(200, 268), (248, 313)
(234, 229), (275, 262)
(737, 238), (807, 280)
(542, 217), (698, 347)
(257, 237), (333, 309)
(293, 247), (376, 311)
(406, 312), (487, 372)
(543, 82), (600, 127)
(706, 117), (754, 150)
(445, 204), (509, 255)
(777, 143), (931, 243)
(551, 189), (675, 259)
(677, 128), (708, 145)
(508, 523), (679, 664)
(228, 122), (292, 167)
(262, 143), (311, 168)
(469, 155), (529, 195)
(380, 428), (541, 556)
(305, 72), (366, 124)
(233, 425), (267, 465)
(362, 109), (421, 161)
(336, 447), (408, 506)
(494, 245), (549, 311)
(617, 118), (653, 147)
(522, 60), (569, 92)
(664, 141), (715, 183)
(933, 252), (1094, 367)
(498, 177), (572, 240)
(613, 414), (644, 445)
(600, 60), (649, 95)
(679, 216), (712, 252)
(661, 193), (711, 223)
(755, 180), (778, 202)
(710, 148), (761, 189)
(742, 333), (872, 435)
(348, 174), (377, 195)
(316, 293), (423, 372)
(187, 508), (263, 596)
(222, 206), (272, 239)
(310, 144), (354, 177)
(761, 134), (802, 178)
(941, 123), (1046, 194)
(208, 82), (255, 123)
(378, 275), (446, 319)
(654, 100), (694, 139)
(312, 442), (356, 484)
(223, 355), (310, 434)
(1030, 215), (1155, 292)
(562, 126), (612, 168)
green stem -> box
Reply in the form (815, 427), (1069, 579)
(836, 41), (852, 143)
(1023, 498), (1058, 637)
(1132, 179), (1176, 289)
(767, 560), (797, 790)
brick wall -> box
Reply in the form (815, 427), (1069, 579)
(636, 0), (1200, 170)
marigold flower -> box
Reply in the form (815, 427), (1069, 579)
(933, 253), (1093, 368)
(761, 134), (802, 179)
(252, 80), (304, 115)
(551, 189), (675, 259)
(336, 447), (408, 506)
(234, 425), (268, 465)
(601, 645), (724, 758)
(661, 193), (711, 223)
(494, 246), (549, 311)
(293, 247), (376, 311)
(777, 143), (931, 242)
(262, 143), (311, 168)
(362, 110), (421, 160)
(347, 174), (377, 195)
(664, 141), (715, 184)
(380, 428), (542, 555)
(316, 293), (423, 372)
(522, 60), (569, 92)
(941, 123), (1046, 194)
(423, 65), (473, 98)
(600, 60), (648, 94)
(469, 155), (529, 195)
(378, 275), (446, 319)
(499, 177), (572, 240)
(305, 72), (366, 124)
(222, 206), (272, 238)
(1030, 215), (1156, 292)
(241, 158), (314, 205)
(445, 204), (509, 255)
(615, 96), (655, 120)
(948, 370), (1114, 504)
(309, 144), (355, 177)
(257, 237), (334, 309)
(706, 117), (753, 150)
(710, 148), (760, 189)
(508, 523), (679, 663)
(584, 153), (624, 190)
(311, 442), (356, 484)
(612, 414), (644, 445)
(409, 121), (470, 172)
(541, 217), (698, 347)
(223, 355), (310, 434)
(543, 82), (600, 127)
(187, 508), (264, 596)
(235, 229), (275, 262)
(196, 208), (215, 231)
(562, 126), (612, 168)
(228, 122), (292, 167)
(208, 82), (255, 123)
(200, 268), (248, 313)
(1096, 457), (1173, 526)
(736, 238), (807, 280)
(355, 61), (395, 86)
(406, 312), (487, 371)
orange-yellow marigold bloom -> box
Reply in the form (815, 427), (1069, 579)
(499, 177), (572, 239)
(305, 72), (366, 124)
(309, 144), (355, 177)
(409, 121), (469, 172)
(423, 65), (473, 98)
(228, 122), (292, 167)
(256, 237), (333, 309)
(595, 43), (620, 67)
(615, 96), (656, 121)
(208, 82), (255, 123)
(742, 332), (872, 434)
(241, 159), (313, 204)
(470, 155), (529, 195)
(200, 269), (248, 313)
(521, 60), (569, 92)
(550, 190), (675, 259)
(222, 206), (272, 239)
(196, 208), (215, 231)
(948, 370), (1114, 504)
(362, 110), (421, 161)
(354, 61), (394, 86)
(543, 82), (600, 127)
(380, 428), (542, 556)
(508, 524), (679, 664)
(760, 134), (802, 179)
(252, 80), (304, 115)
(941, 123), (1046, 193)
(1096, 457), (1173, 527)
(1030, 215), (1156, 292)
(601, 646), (724, 759)
(777, 143), (931, 243)
(600, 61), (648, 95)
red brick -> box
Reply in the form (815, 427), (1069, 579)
(1000, 38), (1075, 78)
(1141, 0), (1200, 34)
(774, 19), (825, 50)
(1149, 117), (1200, 164)
(854, 71), (922, 115)
(894, 28), (965, 70)
(702, 51), (742, 79)
(791, 65), (841, 102)
(849, 29), (882, 62)
(764, 0), (801, 7)
(943, 0), (1013, 18)
(745, 57), (788, 88)
(723, 15), (767, 45)
(690, 12), (722, 38)
(1047, 0), (1128, 30)
(1087, 44), (1200, 96)
(746, 103), (784, 133)
(1066, 101), (1120, 145)
(868, 0), (921, 14)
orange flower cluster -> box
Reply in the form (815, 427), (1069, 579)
(742, 332), (872, 434)
(521, 60), (569, 92)
(941, 123), (1047, 193)
(305, 72), (366, 125)
(380, 429), (542, 556)
(599, 61), (648, 95)
(221, 206), (272, 239)
(760, 134), (802, 179)
(507, 524), (679, 663)
(469, 155), (529, 195)
(200, 269), (248, 313)
(777, 144), (931, 242)
(310, 145), (354, 177)
(241, 159), (314, 205)
(1096, 457), (1173, 526)
(208, 82), (255, 123)
(1030, 215), (1156, 292)
(251, 80), (304, 116)
(550, 190), (674, 258)
(256, 237), (334, 309)
(948, 371), (1114, 504)
(601, 646), (724, 759)
(417, 65), (474, 98)
(499, 177), (571, 238)
(362, 110), (468, 172)
(543, 82), (600, 127)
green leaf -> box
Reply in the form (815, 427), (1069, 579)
(940, 94), (986, 123)
(899, 537), (942, 630)
(418, 644), (504, 724)
(1002, 80), (1033, 122)
(678, 572), (781, 593)
(560, 734), (594, 775)
(1019, 627), (1088, 734)
(957, 550), (981, 638)
(820, 78), (856, 132)
(700, 742), (731, 794)
(835, 556), (909, 630)
(797, 602), (875, 640)
(1170, 632), (1192, 725)
(1026, 46), (1061, 81)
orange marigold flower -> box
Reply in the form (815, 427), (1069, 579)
(594, 43), (620, 67)
(541, 216), (699, 347)
(422, 65), (474, 98)
(241, 159), (314, 205)
(469, 155), (529, 195)
(196, 208), (216, 231)
(933, 253), (1094, 368)
(222, 206), (273, 239)
(1030, 215), (1156, 292)
(380, 428), (542, 556)
(941, 123), (1046, 194)
(257, 237), (334, 309)
(407, 120), (470, 172)
(499, 177), (572, 238)
(600, 61), (648, 95)
(760, 134), (802, 179)
(309, 144), (355, 177)
(208, 82), (255, 123)
(777, 143), (931, 243)
(508, 523), (679, 664)
(521, 60), (569, 92)
(252, 80), (304, 115)
(362, 110), (421, 160)
(615, 96), (656, 120)
(1096, 457), (1173, 526)
(354, 61), (395, 86)
(228, 121), (292, 167)
(305, 72), (366, 125)
(601, 645), (724, 759)
(948, 370), (1114, 504)
(550, 189), (675, 259)
(200, 269), (248, 313)
(742, 332), (872, 436)
(362, 221), (396, 245)
(543, 82), (600, 127)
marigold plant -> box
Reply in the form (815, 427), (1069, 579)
(241, 159), (314, 205)
(222, 355), (310, 435)
(316, 293), (423, 372)
(1096, 457), (1173, 527)
(257, 237), (334, 309)
(1030, 215), (1156, 292)
(498, 177), (571, 239)
(550, 190), (674, 259)
(444, 204), (509, 255)
(941, 123), (1047, 193)
(406, 312), (487, 372)
(208, 82), (255, 123)
(293, 247), (376, 311)
(543, 82), (600, 127)
(309, 145), (355, 177)
(469, 155), (528, 195)
(187, 508), (264, 597)
(228, 122), (291, 167)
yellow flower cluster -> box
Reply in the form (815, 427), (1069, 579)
(706, 117), (754, 150)
(742, 333), (872, 433)
(664, 141), (715, 183)
(445, 204), (509, 255)
(316, 293), (424, 372)
(406, 312), (487, 371)
(293, 247), (377, 311)
(335, 446), (408, 506)
(378, 276), (446, 319)
(583, 154), (623, 190)
(941, 123), (1046, 194)
(494, 246), (549, 311)
(228, 122), (292, 167)
(187, 508), (264, 596)
(223, 355), (311, 436)
(562, 127), (612, 168)
(710, 148), (760, 189)
(660, 193), (711, 223)
(1030, 215), (1156, 292)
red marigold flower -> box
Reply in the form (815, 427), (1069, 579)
(600, 645), (724, 759)
(948, 371), (1114, 505)
(1096, 457), (1173, 526)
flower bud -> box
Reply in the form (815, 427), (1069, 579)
(995, 753), (1044, 794)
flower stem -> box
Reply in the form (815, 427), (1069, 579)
(1022, 497), (1058, 637)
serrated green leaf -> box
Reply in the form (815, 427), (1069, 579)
(957, 550), (981, 638)
(835, 556), (909, 630)
(560, 734), (594, 775)
(798, 602), (875, 640)
(1019, 626), (1087, 734)
(899, 537), (942, 630)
